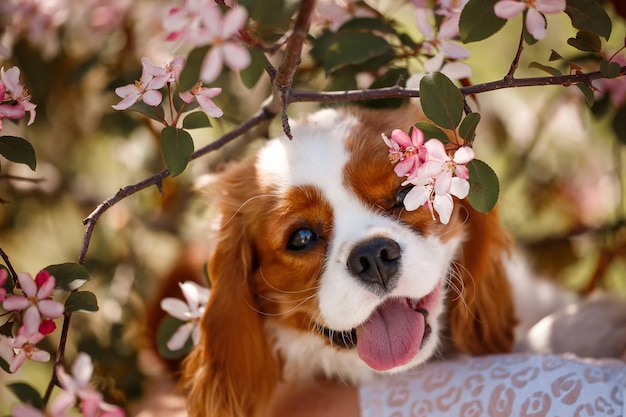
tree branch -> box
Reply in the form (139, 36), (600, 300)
(269, 0), (316, 139)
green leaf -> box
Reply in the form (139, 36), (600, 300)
(325, 32), (393, 74)
(127, 101), (165, 123)
(459, 0), (507, 43)
(413, 121), (449, 144)
(611, 104), (626, 145)
(567, 30), (601, 53)
(183, 111), (212, 129)
(0, 355), (10, 373)
(600, 60), (622, 79)
(45, 263), (90, 291)
(565, 0), (611, 40)
(467, 159), (499, 213)
(7, 382), (44, 408)
(419, 72), (464, 130)
(240, 48), (267, 89)
(179, 46), (209, 92)
(528, 62), (562, 76)
(157, 315), (194, 360)
(549, 50), (565, 62)
(0, 136), (36, 170)
(459, 113), (481, 143)
(576, 82), (595, 107)
(64, 290), (99, 313)
(309, 29), (335, 65)
(337, 17), (397, 34)
(160, 126), (194, 177)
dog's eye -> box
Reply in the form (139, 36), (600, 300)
(394, 186), (414, 209)
(287, 228), (318, 251)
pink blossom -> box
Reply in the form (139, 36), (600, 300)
(381, 128), (427, 177)
(415, 7), (470, 67)
(57, 353), (125, 417)
(0, 326), (50, 373)
(494, 0), (566, 40)
(417, 139), (474, 194)
(179, 84), (224, 118)
(0, 66), (37, 126)
(403, 175), (470, 224)
(112, 57), (170, 110)
(198, 6), (250, 83)
(3, 270), (64, 335)
(164, 2), (250, 83)
(160, 281), (210, 350)
(166, 56), (186, 84)
(312, 0), (376, 31)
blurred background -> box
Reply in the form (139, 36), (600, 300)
(0, 0), (624, 413)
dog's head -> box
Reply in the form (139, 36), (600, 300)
(183, 106), (517, 417)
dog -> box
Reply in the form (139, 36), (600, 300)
(179, 105), (625, 417)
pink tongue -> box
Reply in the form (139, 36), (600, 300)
(356, 298), (425, 371)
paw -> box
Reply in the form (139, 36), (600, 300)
(518, 294), (626, 359)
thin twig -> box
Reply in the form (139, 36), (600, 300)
(0, 246), (19, 279)
(0, 174), (44, 183)
(270, 0), (316, 139)
(505, 28), (525, 81)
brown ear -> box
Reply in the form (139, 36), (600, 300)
(448, 203), (518, 355)
(183, 170), (280, 417)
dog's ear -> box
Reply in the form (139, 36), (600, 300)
(448, 203), (518, 355)
(183, 165), (280, 417)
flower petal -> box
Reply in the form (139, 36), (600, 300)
(167, 322), (194, 351)
(434, 193), (454, 224)
(449, 177), (470, 199)
(223, 43), (251, 71)
(17, 273), (37, 297)
(142, 89), (163, 106)
(3, 295), (29, 311)
(453, 146), (475, 164)
(525, 7), (546, 40)
(441, 62), (472, 80)
(415, 8), (435, 40)
(38, 299), (64, 318)
(222, 7), (248, 38)
(196, 94), (224, 118)
(200, 47), (224, 83)
(29, 349), (50, 363)
(494, 0), (526, 19)
(441, 41), (470, 60)
(403, 185), (430, 211)
(160, 298), (191, 320)
(72, 352), (94, 387)
(23, 306), (42, 334)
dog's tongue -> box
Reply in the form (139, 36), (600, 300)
(356, 298), (425, 371)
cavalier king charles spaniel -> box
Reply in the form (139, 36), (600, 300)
(178, 105), (623, 417)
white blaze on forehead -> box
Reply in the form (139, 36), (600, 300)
(255, 109), (357, 191)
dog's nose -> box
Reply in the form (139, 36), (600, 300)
(347, 237), (401, 292)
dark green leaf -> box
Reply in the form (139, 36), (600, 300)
(468, 159), (499, 213)
(309, 29), (335, 65)
(414, 121), (449, 144)
(160, 126), (194, 177)
(565, 0), (612, 40)
(0, 355), (10, 372)
(45, 263), (90, 291)
(600, 60), (622, 79)
(325, 32), (393, 74)
(528, 62), (562, 76)
(7, 382), (44, 408)
(64, 290), (99, 313)
(183, 111), (212, 129)
(419, 72), (464, 130)
(360, 68), (409, 109)
(459, 113), (481, 143)
(459, 0), (507, 43)
(549, 49), (565, 61)
(567, 30), (601, 53)
(611, 104), (626, 145)
(576, 82), (595, 107)
(0, 136), (36, 170)
(179, 46), (209, 92)
(127, 101), (165, 123)
(240, 48), (267, 89)
(337, 17), (397, 34)
(157, 315), (193, 359)
(239, 0), (297, 39)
